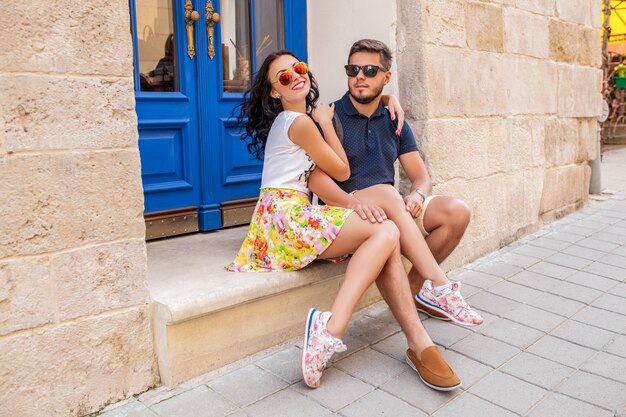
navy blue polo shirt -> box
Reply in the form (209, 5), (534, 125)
(333, 92), (418, 193)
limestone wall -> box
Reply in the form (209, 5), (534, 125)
(396, 0), (601, 268)
(0, 1), (157, 416)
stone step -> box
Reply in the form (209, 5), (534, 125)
(147, 228), (381, 387)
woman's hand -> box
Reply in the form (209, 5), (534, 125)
(348, 197), (388, 223)
(311, 103), (335, 125)
(384, 95), (405, 136)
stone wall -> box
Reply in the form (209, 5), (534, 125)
(0, 1), (157, 416)
(396, 0), (601, 268)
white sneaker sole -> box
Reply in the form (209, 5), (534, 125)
(405, 355), (462, 392)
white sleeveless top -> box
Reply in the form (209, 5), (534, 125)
(260, 111), (315, 194)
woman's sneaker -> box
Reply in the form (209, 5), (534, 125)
(415, 280), (483, 327)
(301, 308), (347, 388)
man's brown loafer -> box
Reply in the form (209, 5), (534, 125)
(405, 346), (461, 391)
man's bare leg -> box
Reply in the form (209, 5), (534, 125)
(407, 196), (471, 296)
(375, 244), (434, 354)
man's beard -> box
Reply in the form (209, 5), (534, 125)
(349, 83), (385, 104)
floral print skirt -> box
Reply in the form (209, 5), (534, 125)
(226, 188), (353, 272)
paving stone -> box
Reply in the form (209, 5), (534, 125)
(587, 214), (622, 225)
(511, 244), (557, 259)
(431, 393), (517, 417)
(363, 301), (401, 324)
(528, 292), (585, 317)
(381, 368), (460, 414)
(499, 252), (541, 268)
(591, 231), (626, 245)
(572, 306), (626, 333)
(466, 291), (522, 317)
(138, 385), (189, 407)
(544, 252), (594, 270)
(469, 261), (523, 279)
(208, 365), (288, 407)
(459, 283), (481, 298)
(500, 352), (574, 390)
(245, 388), (333, 417)
(611, 282), (626, 298)
(543, 231), (585, 244)
(334, 348), (406, 387)
(509, 270), (562, 291)
(338, 389), (427, 417)
(292, 367), (374, 411)
(487, 281), (545, 304)
(455, 270), (503, 288)
(527, 237), (571, 251)
(547, 280), (604, 304)
(592, 293), (626, 315)
(576, 220), (610, 232)
(527, 336), (597, 368)
(581, 352), (626, 384)
(558, 371), (626, 410)
(468, 371), (547, 415)
(604, 334), (626, 358)
(576, 237), (621, 253)
(344, 314), (401, 345)
(421, 317), (472, 348)
(450, 333), (520, 368)
(501, 304), (565, 332)
(224, 411), (248, 417)
(598, 252), (626, 269)
(559, 225), (599, 237)
(256, 346), (303, 384)
(477, 317), (544, 348)
(150, 386), (237, 417)
(613, 245), (626, 257)
(551, 320), (616, 350)
(440, 350), (493, 390)
(528, 262), (578, 279)
(566, 271), (619, 292)
(527, 393), (614, 417)
(562, 244), (607, 261)
(370, 332), (407, 362)
(582, 262), (626, 281)
(99, 400), (159, 417)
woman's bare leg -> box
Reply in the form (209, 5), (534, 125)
(352, 185), (448, 286)
(317, 213), (400, 338)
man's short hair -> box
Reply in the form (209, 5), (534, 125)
(348, 39), (393, 70)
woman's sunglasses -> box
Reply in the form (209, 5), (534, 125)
(344, 64), (388, 78)
(276, 62), (309, 86)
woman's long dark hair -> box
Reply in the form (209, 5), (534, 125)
(237, 50), (320, 160)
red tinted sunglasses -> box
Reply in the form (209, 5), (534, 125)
(276, 62), (308, 86)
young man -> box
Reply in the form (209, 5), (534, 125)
(309, 38), (478, 324)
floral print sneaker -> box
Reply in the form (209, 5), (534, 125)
(301, 308), (347, 388)
(416, 280), (484, 327)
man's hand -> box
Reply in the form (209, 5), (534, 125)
(403, 191), (424, 218)
(349, 196), (388, 223)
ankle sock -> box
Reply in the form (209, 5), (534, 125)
(432, 282), (453, 295)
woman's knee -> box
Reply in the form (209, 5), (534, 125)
(378, 220), (400, 243)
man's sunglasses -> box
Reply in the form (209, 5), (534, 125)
(276, 62), (309, 86)
(344, 64), (388, 77)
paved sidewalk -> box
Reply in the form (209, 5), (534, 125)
(100, 147), (626, 417)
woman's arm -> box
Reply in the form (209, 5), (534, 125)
(381, 94), (405, 135)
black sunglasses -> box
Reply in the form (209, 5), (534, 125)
(344, 64), (388, 77)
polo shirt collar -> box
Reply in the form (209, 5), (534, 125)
(339, 92), (385, 118)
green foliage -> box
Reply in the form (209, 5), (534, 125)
(615, 63), (626, 78)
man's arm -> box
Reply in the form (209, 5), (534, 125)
(399, 151), (432, 218)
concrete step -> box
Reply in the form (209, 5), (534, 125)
(147, 228), (381, 387)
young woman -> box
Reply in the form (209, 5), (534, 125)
(226, 50), (460, 391)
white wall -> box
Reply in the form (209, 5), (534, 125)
(307, 0), (398, 103)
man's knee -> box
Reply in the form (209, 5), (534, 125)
(447, 198), (471, 231)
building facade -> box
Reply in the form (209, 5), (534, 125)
(0, 0), (600, 416)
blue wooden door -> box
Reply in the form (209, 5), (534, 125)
(130, 0), (307, 235)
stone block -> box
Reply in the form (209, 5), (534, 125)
(422, 0), (465, 47)
(0, 307), (156, 417)
(424, 118), (507, 183)
(465, 2), (504, 52)
(550, 20), (600, 66)
(469, 371), (547, 415)
(0, 151), (145, 258)
(529, 393), (613, 417)
(433, 393), (518, 417)
(513, 0), (556, 15)
(51, 239), (149, 321)
(334, 348), (406, 387)
(558, 371), (626, 410)
(0, 257), (55, 336)
(425, 46), (505, 117)
(506, 117), (545, 171)
(578, 118), (598, 161)
(208, 364), (288, 407)
(558, 64), (602, 117)
(245, 388), (334, 417)
(556, 0), (593, 26)
(501, 352), (574, 390)
(1, 74), (138, 152)
(504, 8), (549, 58)
(0, 0), (134, 76)
(331, 389), (426, 417)
(540, 164), (587, 214)
(503, 56), (557, 115)
(450, 333), (521, 367)
(544, 118), (579, 167)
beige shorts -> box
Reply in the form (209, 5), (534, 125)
(417, 195), (440, 237)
